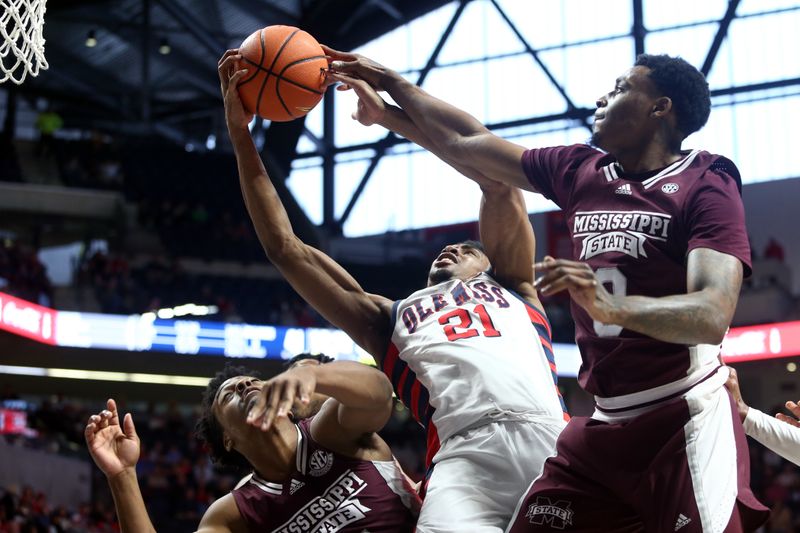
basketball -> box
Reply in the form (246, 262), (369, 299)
(237, 25), (327, 122)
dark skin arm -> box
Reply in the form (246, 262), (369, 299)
(324, 46), (533, 192)
(247, 361), (393, 457)
(534, 248), (742, 345)
(219, 50), (392, 360)
(330, 72), (543, 310)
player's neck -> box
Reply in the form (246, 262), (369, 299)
(245, 423), (298, 482)
(614, 142), (684, 175)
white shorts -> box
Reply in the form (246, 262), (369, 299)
(416, 419), (563, 533)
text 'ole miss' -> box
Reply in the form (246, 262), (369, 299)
(400, 281), (511, 334)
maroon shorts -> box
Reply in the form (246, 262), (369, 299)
(507, 387), (768, 532)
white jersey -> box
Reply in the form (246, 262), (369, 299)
(384, 272), (568, 464)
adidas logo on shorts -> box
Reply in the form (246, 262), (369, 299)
(674, 513), (691, 530)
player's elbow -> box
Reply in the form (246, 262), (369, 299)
(263, 234), (303, 264)
(702, 311), (732, 345)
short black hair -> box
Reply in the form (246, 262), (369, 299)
(284, 352), (334, 369)
(634, 54), (710, 138)
(195, 363), (260, 470)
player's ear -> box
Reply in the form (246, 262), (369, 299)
(652, 96), (672, 118)
(223, 433), (235, 452)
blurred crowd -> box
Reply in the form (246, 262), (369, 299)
(0, 393), (426, 533)
(0, 241), (53, 307)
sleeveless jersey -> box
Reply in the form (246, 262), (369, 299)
(522, 144), (751, 402)
(385, 272), (568, 465)
(231, 419), (417, 532)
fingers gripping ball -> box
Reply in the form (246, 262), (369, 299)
(237, 26), (327, 122)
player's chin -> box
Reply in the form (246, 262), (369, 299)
(428, 266), (455, 285)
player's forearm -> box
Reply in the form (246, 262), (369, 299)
(608, 290), (732, 345)
(107, 468), (157, 533)
(383, 72), (487, 157)
(479, 186), (536, 286)
(313, 361), (393, 409)
(228, 126), (300, 260)
(744, 408), (800, 466)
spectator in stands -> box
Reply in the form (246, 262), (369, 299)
(726, 366), (800, 466)
(34, 104), (62, 159)
(764, 237), (786, 262)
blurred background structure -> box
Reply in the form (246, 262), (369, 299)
(1, 0), (800, 531)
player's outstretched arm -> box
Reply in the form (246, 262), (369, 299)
(84, 399), (155, 533)
(247, 361), (393, 452)
(727, 368), (800, 466)
(324, 46), (532, 192)
(330, 72), (501, 189)
(535, 248), (742, 345)
(219, 50), (392, 359)
(85, 399), (244, 533)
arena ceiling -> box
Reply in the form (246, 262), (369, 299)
(17, 0), (450, 144)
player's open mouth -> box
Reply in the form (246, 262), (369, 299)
(435, 252), (457, 265)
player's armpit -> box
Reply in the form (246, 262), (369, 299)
(196, 494), (248, 533)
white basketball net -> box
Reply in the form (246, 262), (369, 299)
(1, 0), (48, 84)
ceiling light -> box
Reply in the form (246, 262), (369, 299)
(85, 30), (97, 48)
(158, 38), (171, 55)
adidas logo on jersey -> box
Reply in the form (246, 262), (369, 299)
(615, 183), (632, 195)
(290, 479), (304, 495)
(674, 513), (691, 530)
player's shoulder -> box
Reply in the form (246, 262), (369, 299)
(197, 493), (248, 533)
(686, 150), (743, 194)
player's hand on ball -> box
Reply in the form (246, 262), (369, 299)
(323, 44), (391, 91)
(247, 366), (317, 431)
(84, 399), (140, 479)
(534, 256), (615, 324)
(218, 49), (254, 130)
(328, 72), (386, 127)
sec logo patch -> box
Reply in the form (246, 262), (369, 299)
(661, 183), (679, 194)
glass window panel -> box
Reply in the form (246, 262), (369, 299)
(496, 0), (632, 49)
(539, 38), (635, 109)
(718, 12), (800, 86)
(644, 0), (727, 30)
(334, 88), (388, 146)
(738, 0), (800, 16)
(286, 164), (323, 225)
(335, 158), (371, 220)
(438, 0), (524, 65)
(355, 2), (459, 73)
(296, 134), (317, 154)
(424, 55), (569, 124)
(689, 95), (800, 183)
(644, 24), (717, 70)
(343, 151), (490, 237)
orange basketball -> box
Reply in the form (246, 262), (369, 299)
(237, 26), (327, 122)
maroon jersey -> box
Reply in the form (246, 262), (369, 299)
(522, 144), (751, 398)
(232, 419), (417, 532)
